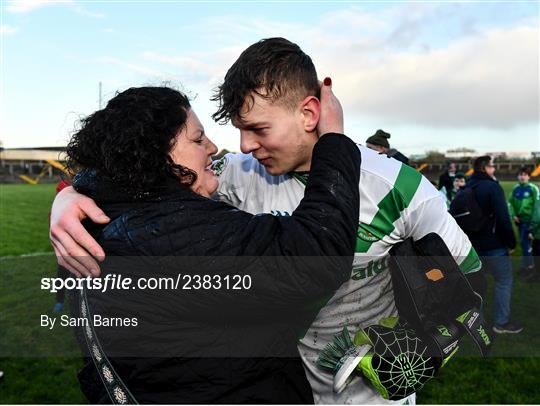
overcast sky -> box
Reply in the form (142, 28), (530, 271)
(1, 0), (538, 155)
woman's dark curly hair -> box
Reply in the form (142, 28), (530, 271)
(66, 86), (197, 195)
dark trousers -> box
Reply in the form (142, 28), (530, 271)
(533, 239), (540, 273)
(477, 248), (513, 326)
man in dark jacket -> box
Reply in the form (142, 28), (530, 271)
(465, 156), (521, 334)
(365, 129), (409, 165)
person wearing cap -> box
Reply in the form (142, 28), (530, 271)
(365, 129), (409, 165)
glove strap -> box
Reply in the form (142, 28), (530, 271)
(423, 307), (491, 359)
(455, 308), (492, 357)
(424, 322), (460, 360)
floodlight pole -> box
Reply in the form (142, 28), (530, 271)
(99, 82), (103, 109)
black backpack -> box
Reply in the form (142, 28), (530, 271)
(449, 184), (489, 233)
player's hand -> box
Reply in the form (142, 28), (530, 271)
(317, 77), (344, 136)
(514, 216), (520, 224)
(50, 186), (109, 277)
(529, 233), (534, 240)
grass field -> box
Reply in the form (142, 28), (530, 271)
(0, 184), (85, 403)
(1, 181), (539, 404)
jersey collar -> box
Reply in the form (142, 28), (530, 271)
(290, 171), (310, 186)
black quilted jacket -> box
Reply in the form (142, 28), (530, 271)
(72, 134), (361, 404)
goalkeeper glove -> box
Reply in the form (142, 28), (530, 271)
(317, 318), (458, 400)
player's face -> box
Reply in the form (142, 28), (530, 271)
(518, 172), (529, 184)
(233, 92), (316, 175)
(449, 163), (457, 173)
(169, 109), (219, 197)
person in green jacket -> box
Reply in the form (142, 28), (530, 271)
(527, 198), (540, 282)
(508, 167), (539, 273)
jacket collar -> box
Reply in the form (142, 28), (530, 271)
(469, 171), (496, 183)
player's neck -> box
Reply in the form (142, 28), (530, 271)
(294, 160), (312, 172)
(292, 134), (317, 172)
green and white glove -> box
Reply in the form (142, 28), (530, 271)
(317, 318), (458, 401)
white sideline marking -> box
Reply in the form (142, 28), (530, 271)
(0, 252), (54, 260)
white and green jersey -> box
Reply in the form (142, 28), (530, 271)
(213, 145), (481, 405)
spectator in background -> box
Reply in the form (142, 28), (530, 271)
(365, 129), (409, 165)
(53, 179), (72, 313)
(508, 167), (539, 276)
(440, 172), (466, 209)
(527, 198), (540, 283)
(438, 161), (457, 192)
(465, 156), (521, 334)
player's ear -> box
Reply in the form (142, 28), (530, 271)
(300, 96), (320, 132)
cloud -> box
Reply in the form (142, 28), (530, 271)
(0, 24), (19, 36)
(142, 52), (216, 74)
(328, 24), (538, 129)
(159, 5), (538, 130)
(97, 57), (164, 77)
(223, 9), (539, 129)
(381, 2), (462, 48)
(141, 49), (242, 86)
(72, 5), (105, 18)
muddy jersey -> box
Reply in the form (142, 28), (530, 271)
(213, 145), (481, 405)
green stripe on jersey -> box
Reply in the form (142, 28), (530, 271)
(291, 173), (308, 186)
(356, 164), (422, 253)
(458, 246), (482, 274)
